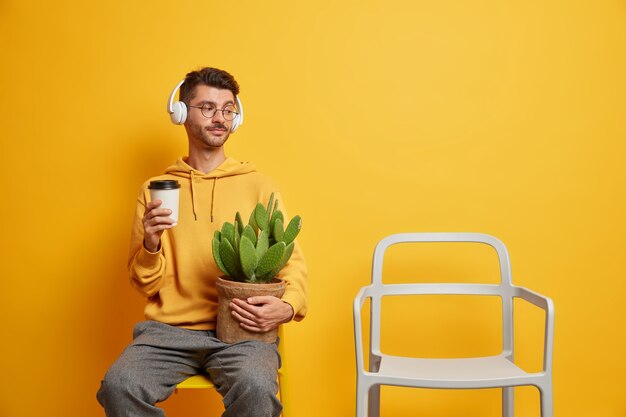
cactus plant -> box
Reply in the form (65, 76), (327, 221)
(212, 193), (302, 283)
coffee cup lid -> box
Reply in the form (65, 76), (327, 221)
(148, 180), (181, 190)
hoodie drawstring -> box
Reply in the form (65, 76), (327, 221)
(190, 171), (198, 221)
(211, 178), (217, 223)
(190, 171), (216, 223)
(166, 157), (254, 224)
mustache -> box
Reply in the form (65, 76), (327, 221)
(207, 123), (228, 130)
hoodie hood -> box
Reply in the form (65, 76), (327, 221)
(164, 157), (257, 222)
(165, 157), (256, 179)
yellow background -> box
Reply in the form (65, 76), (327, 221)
(1, 0), (625, 416)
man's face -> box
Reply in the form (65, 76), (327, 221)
(184, 85), (236, 149)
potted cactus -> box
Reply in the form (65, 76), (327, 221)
(212, 193), (302, 343)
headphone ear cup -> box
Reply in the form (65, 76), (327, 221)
(231, 114), (240, 132)
(231, 96), (244, 132)
(170, 101), (187, 125)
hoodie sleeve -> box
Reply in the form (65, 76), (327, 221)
(273, 191), (308, 322)
(127, 190), (166, 297)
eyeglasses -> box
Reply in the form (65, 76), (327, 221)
(188, 104), (239, 121)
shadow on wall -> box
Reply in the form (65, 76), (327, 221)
(73, 128), (224, 415)
(89, 128), (180, 362)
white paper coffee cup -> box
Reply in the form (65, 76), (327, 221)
(148, 180), (181, 225)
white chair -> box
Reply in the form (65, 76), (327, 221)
(353, 233), (554, 416)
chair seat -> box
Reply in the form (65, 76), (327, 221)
(176, 374), (214, 389)
(372, 354), (530, 387)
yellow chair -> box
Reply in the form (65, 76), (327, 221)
(176, 326), (289, 417)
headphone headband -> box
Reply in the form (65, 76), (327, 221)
(166, 79), (244, 132)
(167, 80), (185, 114)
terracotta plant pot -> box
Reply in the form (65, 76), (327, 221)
(216, 276), (287, 344)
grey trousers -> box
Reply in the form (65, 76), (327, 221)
(97, 320), (282, 417)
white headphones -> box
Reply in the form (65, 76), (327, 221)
(167, 79), (244, 132)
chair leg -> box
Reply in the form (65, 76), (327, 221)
(539, 384), (553, 417)
(502, 386), (514, 417)
(356, 381), (370, 417)
(368, 385), (380, 417)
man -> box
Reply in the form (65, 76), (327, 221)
(97, 67), (307, 417)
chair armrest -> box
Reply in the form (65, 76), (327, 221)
(512, 286), (555, 374)
(513, 286), (552, 310)
(353, 286), (371, 372)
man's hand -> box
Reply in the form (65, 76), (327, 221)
(143, 199), (175, 252)
(230, 296), (294, 333)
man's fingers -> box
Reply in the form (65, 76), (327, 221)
(246, 296), (274, 306)
(229, 297), (288, 333)
(145, 199), (162, 213)
(143, 208), (174, 230)
(141, 200), (174, 253)
(231, 299), (260, 320)
(147, 208), (173, 221)
(240, 322), (267, 333)
(232, 310), (274, 333)
(231, 310), (262, 331)
(145, 223), (174, 234)
(146, 216), (174, 228)
(145, 201), (173, 224)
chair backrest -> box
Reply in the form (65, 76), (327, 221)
(372, 233), (513, 286)
(368, 233), (515, 357)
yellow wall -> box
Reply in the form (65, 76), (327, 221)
(1, 1), (624, 416)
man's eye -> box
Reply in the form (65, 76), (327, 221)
(223, 109), (234, 116)
(202, 105), (216, 111)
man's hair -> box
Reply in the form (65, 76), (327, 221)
(179, 67), (240, 105)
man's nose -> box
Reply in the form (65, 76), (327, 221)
(212, 109), (226, 122)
